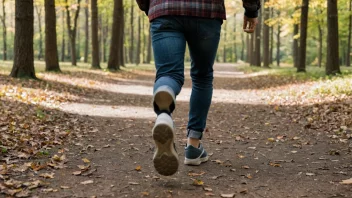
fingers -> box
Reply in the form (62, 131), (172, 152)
(243, 18), (248, 31)
(243, 17), (257, 34)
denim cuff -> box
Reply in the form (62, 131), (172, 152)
(187, 129), (203, 140)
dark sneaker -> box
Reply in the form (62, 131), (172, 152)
(152, 113), (179, 176)
(153, 86), (176, 114)
(184, 144), (209, 165)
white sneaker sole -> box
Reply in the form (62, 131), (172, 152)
(153, 86), (175, 112)
(152, 114), (179, 176)
(184, 156), (209, 166)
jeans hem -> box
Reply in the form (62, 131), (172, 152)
(187, 129), (203, 140)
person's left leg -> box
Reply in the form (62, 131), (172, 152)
(184, 17), (222, 165)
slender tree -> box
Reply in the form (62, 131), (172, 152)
(254, 10), (262, 67)
(276, 19), (281, 66)
(129, 3), (134, 63)
(233, 14), (238, 63)
(61, 10), (66, 61)
(84, 0), (89, 63)
(136, 13), (141, 65)
(293, 23), (299, 68)
(326, 0), (340, 75)
(10, 0), (35, 78)
(45, 0), (60, 71)
(0, 0), (7, 60)
(297, 0), (309, 72)
(65, 0), (81, 66)
(263, 0), (270, 68)
(107, 0), (123, 70)
(346, 0), (352, 67)
(91, 0), (100, 68)
(35, 5), (43, 60)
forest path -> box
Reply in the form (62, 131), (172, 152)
(34, 64), (352, 197)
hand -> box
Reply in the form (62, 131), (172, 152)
(243, 16), (258, 33)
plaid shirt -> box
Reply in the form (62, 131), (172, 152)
(136, 0), (261, 21)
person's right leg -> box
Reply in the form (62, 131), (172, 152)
(150, 16), (186, 175)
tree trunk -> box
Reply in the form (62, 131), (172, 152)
(246, 33), (250, 63)
(233, 14), (237, 63)
(65, 0), (81, 66)
(91, 0), (100, 68)
(293, 23), (299, 68)
(1, 0), (7, 60)
(297, 0), (309, 72)
(102, 16), (108, 62)
(45, 0), (60, 72)
(263, 0), (270, 68)
(346, 0), (352, 67)
(276, 23), (281, 66)
(35, 5), (43, 60)
(107, 0), (123, 70)
(223, 21), (227, 63)
(326, 0), (340, 75)
(136, 13), (141, 65)
(318, 23), (323, 68)
(10, 0), (35, 78)
(146, 27), (152, 64)
(269, 8), (274, 64)
(61, 10), (66, 62)
(119, 13), (125, 67)
(241, 32), (245, 61)
(84, 0), (89, 63)
(254, 11), (262, 67)
(250, 34), (255, 65)
(130, 3), (134, 63)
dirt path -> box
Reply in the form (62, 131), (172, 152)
(9, 64), (352, 197)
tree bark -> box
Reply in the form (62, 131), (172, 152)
(45, 0), (60, 72)
(223, 21), (227, 63)
(102, 16), (108, 62)
(1, 0), (7, 60)
(84, 0), (89, 63)
(129, 3), (134, 63)
(263, 0), (270, 68)
(276, 23), (281, 66)
(146, 26), (152, 64)
(233, 14), (237, 62)
(297, 0), (309, 72)
(10, 0), (35, 78)
(254, 10), (262, 67)
(318, 23), (323, 67)
(91, 0), (100, 68)
(35, 5), (43, 60)
(241, 32), (245, 61)
(293, 23), (299, 68)
(346, 0), (352, 67)
(65, 0), (81, 66)
(119, 12), (125, 66)
(61, 10), (66, 61)
(269, 8), (274, 64)
(107, 0), (123, 70)
(326, 0), (340, 75)
(246, 33), (250, 63)
(136, 13), (141, 65)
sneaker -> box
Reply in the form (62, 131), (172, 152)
(152, 113), (179, 176)
(184, 144), (209, 166)
(153, 86), (176, 114)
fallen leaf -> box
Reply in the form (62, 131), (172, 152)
(205, 192), (215, 196)
(203, 187), (213, 192)
(73, 171), (82, 176)
(220, 193), (236, 198)
(240, 189), (248, 194)
(306, 173), (315, 176)
(135, 165), (141, 171)
(82, 158), (90, 163)
(141, 192), (149, 196)
(81, 180), (94, 185)
(340, 178), (352, 184)
(40, 173), (55, 179)
(269, 162), (282, 167)
(242, 165), (250, 169)
(60, 186), (70, 189)
(128, 182), (139, 185)
(268, 138), (275, 142)
(192, 179), (204, 186)
(188, 171), (205, 177)
(82, 168), (97, 176)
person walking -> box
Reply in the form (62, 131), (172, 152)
(136, 0), (261, 176)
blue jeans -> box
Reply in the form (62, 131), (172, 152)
(151, 16), (222, 140)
